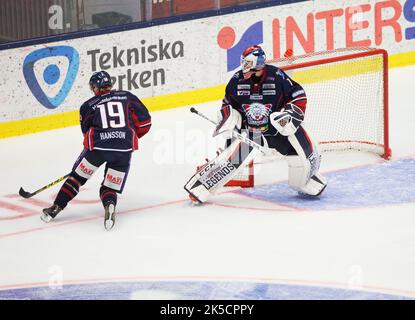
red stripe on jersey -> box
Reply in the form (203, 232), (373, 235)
(130, 107), (141, 130)
(288, 96), (307, 112)
(89, 127), (95, 150)
(136, 125), (151, 139)
(138, 120), (151, 127)
(130, 128), (139, 150)
(83, 128), (92, 150)
(83, 133), (88, 149)
(134, 133), (139, 150)
(96, 90), (112, 95)
(129, 105), (151, 139)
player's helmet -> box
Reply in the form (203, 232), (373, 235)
(240, 45), (266, 79)
(89, 71), (112, 90)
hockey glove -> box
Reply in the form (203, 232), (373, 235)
(213, 105), (242, 139)
(270, 103), (304, 136)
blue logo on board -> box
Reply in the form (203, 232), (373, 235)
(217, 21), (263, 72)
(23, 46), (79, 109)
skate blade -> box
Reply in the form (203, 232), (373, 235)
(40, 213), (53, 223)
(104, 220), (115, 230)
(104, 204), (115, 231)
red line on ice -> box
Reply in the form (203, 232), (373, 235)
(0, 199), (187, 239)
(0, 201), (38, 220)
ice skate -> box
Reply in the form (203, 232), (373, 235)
(41, 204), (63, 223)
(104, 202), (116, 231)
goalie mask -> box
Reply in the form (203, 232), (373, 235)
(241, 45), (266, 79)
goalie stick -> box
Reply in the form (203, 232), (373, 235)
(19, 173), (70, 199)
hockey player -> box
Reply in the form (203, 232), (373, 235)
(185, 45), (326, 202)
(41, 71), (152, 230)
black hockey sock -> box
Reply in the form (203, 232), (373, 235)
(54, 176), (81, 209)
(100, 186), (117, 207)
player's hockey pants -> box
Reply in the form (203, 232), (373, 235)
(71, 149), (132, 193)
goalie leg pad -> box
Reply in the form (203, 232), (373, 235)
(286, 154), (327, 196)
(286, 127), (327, 196)
(184, 137), (258, 203)
(299, 172), (327, 197)
(286, 154), (311, 191)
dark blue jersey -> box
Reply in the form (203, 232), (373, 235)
(80, 90), (151, 152)
(223, 64), (307, 136)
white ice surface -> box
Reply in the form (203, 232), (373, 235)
(0, 66), (414, 298)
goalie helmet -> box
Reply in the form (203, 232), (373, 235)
(240, 45), (266, 79)
(89, 71), (112, 90)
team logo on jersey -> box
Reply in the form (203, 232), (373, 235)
(242, 103), (272, 126)
(263, 84), (276, 89)
(237, 90), (250, 96)
(237, 84), (251, 89)
(23, 46), (79, 109)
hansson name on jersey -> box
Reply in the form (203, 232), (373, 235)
(99, 131), (127, 140)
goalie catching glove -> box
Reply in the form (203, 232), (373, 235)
(270, 103), (304, 136)
(213, 105), (242, 139)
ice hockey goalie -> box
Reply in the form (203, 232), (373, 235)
(184, 45), (327, 203)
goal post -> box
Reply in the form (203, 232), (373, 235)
(225, 47), (391, 188)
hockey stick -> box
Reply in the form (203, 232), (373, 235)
(19, 173), (70, 199)
(190, 107), (271, 156)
